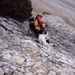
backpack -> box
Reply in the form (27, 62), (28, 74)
(29, 17), (41, 31)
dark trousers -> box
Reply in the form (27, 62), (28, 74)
(31, 27), (44, 38)
(29, 24), (45, 38)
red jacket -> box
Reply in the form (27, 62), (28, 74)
(36, 16), (45, 25)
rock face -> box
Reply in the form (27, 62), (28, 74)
(31, 0), (75, 28)
(44, 15), (75, 56)
(0, 15), (75, 75)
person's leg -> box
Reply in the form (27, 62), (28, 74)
(32, 29), (39, 38)
(39, 27), (45, 34)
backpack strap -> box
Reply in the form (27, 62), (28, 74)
(33, 18), (41, 30)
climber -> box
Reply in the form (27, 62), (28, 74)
(28, 13), (48, 38)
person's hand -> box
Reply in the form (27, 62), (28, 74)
(44, 23), (49, 29)
(46, 24), (48, 27)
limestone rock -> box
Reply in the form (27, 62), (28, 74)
(0, 15), (75, 75)
(0, 68), (4, 75)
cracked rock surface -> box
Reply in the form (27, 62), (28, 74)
(0, 15), (75, 75)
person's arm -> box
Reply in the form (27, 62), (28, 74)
(37, 16), (44, 25)
(38, 16), (48, 26)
